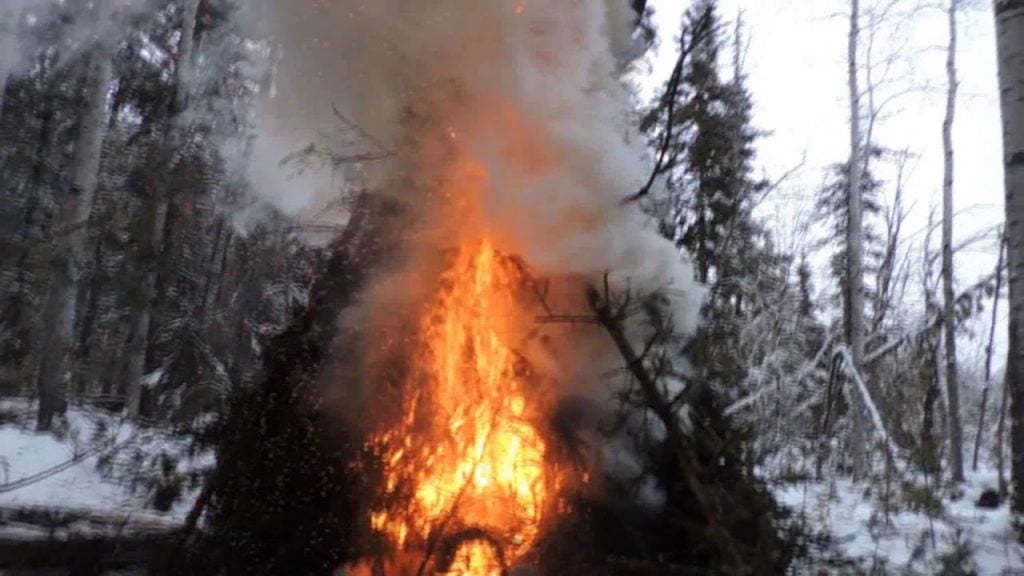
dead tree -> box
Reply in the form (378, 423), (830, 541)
(975, 232), (1005, 472)
(581, 279), (788, 575)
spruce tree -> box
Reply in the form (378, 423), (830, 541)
(648, 0), (771, 395)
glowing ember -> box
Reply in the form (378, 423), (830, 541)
(368, 238), (560, 573)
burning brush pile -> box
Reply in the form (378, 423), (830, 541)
(193, 2), (794, 575)
(358, 238), (567, 575)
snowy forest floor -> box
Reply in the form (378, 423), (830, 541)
(0, 399), (208, 544)
(1, 399), (1023, 574)
(778, 468), (1024, 575)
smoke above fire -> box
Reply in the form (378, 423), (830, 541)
(258, 2), (706, 569)
(261, 0), (702, 337)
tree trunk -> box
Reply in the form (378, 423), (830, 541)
(979, 234), (1006, 473)
(586, 285), (748, 571)
(995, 0), (1024, 512)
(174, 0), (200, 115)
(999, 372), (1011, 497)
(198, 216), (226, 322)
(987, 233), (1008, 384)
(123, 0), (201, 416)
(124, 198), (170, 416)
(942, 0), (965, 483)
(78, 240), (105, 357)
(35, 37), (113, 430)
(847, 0), (868, 477)
(973, 386), (989, 472)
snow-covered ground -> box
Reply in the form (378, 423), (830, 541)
(0, 399), (209, 540)
(4, 397), (1023, 574)
(775, 468), (1024, 574)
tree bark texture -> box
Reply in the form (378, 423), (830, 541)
(994, 0), (1024, 511)
(942, 0), (965, 483)
(847, 0), (868, 477)
(35, 15), (114, 430)
(123, 0), (201, 416)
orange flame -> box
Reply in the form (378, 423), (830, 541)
(367, 236), (563, 574)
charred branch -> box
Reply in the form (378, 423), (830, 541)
(622, 6), (715, 204)
(584, 280), (748, 572)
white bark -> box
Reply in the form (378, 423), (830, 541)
(124, 0), (201, 416)
(995, 0), (1024, 511)
(840, 347), (905, 476)
(35, 3), (115, 430)
(988, 235), (1005, 481)
(942, 0), (965, 483)
(847, 0), (869, 477)
(999, 371), (1011, 496)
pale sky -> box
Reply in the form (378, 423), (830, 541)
(648, 0), (1007, 374)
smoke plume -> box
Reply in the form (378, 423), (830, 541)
(263, 0), (702, 337)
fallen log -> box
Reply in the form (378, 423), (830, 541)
(0, 505), (183, 571)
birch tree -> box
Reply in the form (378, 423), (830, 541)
(995, 0), (1024, 512)
(848, 0), (869, 477)
(123, 0), (201, 416)
(34, 1), (114, 430)
(942, 0), (965, 483)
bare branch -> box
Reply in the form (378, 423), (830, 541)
(838, 346), (905, 473)
(622, 8), (715, 204)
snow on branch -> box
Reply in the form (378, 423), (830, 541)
(838, 346), (905, 475)
(723, 388), (768, 417)
(724, 330), (836, 418)
(864, 268), (1005, 366)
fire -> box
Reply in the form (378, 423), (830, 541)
(368, 237), (562, 574)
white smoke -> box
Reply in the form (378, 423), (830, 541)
(0, 0), (163, 76)
(260, 0), (703, 336)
